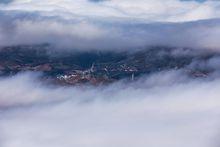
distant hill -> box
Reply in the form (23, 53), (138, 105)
(0, 45), (217, 85)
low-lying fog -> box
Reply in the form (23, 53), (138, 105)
(0, 69), (220, 147)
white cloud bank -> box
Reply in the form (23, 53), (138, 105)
(0, 71), (220, 147)
(2, 0), (220, 22)
(0, 0), (220, 50)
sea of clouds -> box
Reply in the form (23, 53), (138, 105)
(1, 70), (220, 147)
(0, 0), (220, 50)
(0, 0), (220, 147)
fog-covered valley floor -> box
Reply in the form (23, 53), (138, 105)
(0, 70), (220, 147)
